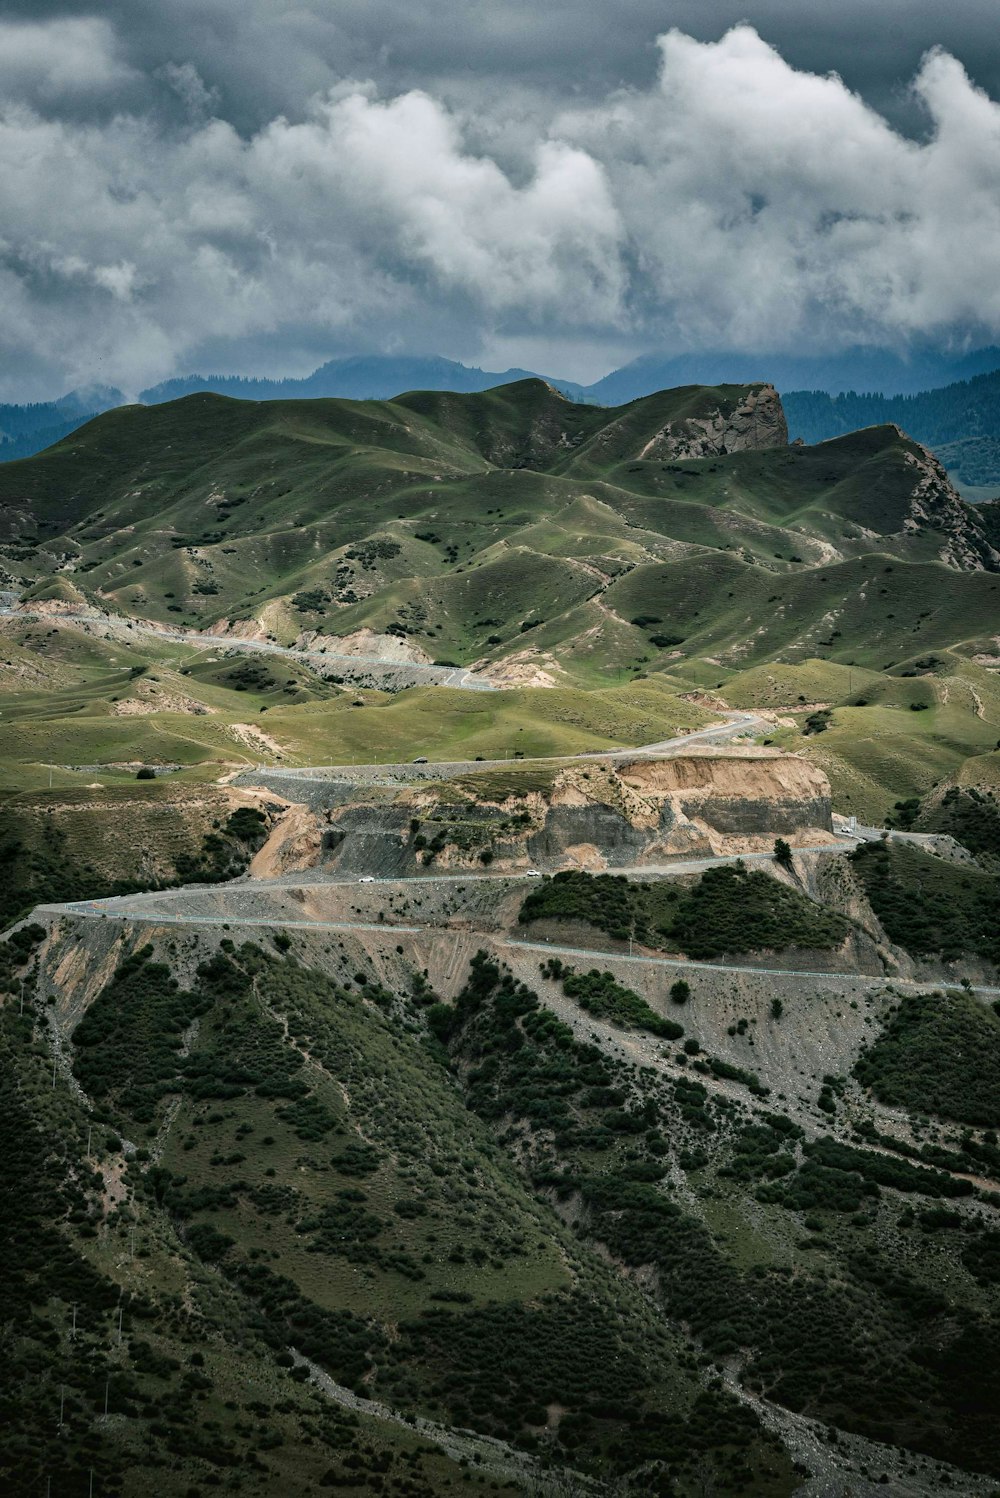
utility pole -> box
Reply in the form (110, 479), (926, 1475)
(86, 1123), (92, 1156)
(59, 1384), (65, 1426)
(117, 1303), (123, 1344)
(103, 1377), (109, 1419)
(71, 1304), (77, 1340)
(51, 1051), (57, 1089)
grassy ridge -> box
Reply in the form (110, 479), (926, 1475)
(2, 378), (999, 827)
(2, 384), (995, 661)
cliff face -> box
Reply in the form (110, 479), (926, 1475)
(637, 384), (788, 462)
(245, 748), (834, 877)
(532, 750), (832, 868)
(899, 438), (1000, 571)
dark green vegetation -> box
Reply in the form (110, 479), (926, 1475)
(784, 368), (1000, 490)
(0, 393), (110, 462)
(0, 796), (268, 926)
(907, 784), (1000, 869)
(0, 929), (475, 1498)
(539, 957), (685, 1040)
(9, 908), (1000, 1491)
(855, 990), (1000, 1127)
(434, 955), (1000, 1482)
(4, 932), (797, 1495)
(519, 866), (851, 958)
(850, 839), (1000, 964)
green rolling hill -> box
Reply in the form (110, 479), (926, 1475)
(1, 379), (996, 660)
(1, 376), (999, 823)
(6, 380), (1000, 1498)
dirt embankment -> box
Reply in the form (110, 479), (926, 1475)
(29, 908), (896, 1133)
(236, 749), (836, 880)
(293, 627), (435, 665)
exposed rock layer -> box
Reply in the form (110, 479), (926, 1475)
(243, 749), (834, 877)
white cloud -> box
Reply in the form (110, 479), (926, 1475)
(553, 26), (1000, 349)
(157, 61), (220, 120)
(0, 18), (137, 102)
(4, 20), (1000, 394)
(249, 90), (625, 319)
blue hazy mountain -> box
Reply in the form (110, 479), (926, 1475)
(585, 346), (1000, 404)
(0, 386), (123, 463)
(140, 354), (585, 404)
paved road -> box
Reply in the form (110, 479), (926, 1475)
(78, 841), (852, 903)
(502, 936), (1000, 995)
(46, 903), (422, 938)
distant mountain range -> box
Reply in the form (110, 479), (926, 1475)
(583, 346), (1000, 403)
(0, 386), (123, 463)
(4, 348), (1000, 486)
(139, 355), (586, 405)
(782, 368), (1000, 494)
(138, 346), (1000, 408)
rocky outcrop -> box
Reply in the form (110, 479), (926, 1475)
(533, 750), (832, 866)
(293, 626), (435, 665)
(899, 437), (1000, 571)
(637, 384), (788, 462)
(242, 748), (834, 877)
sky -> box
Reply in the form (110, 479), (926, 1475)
(4, 1), (1000, 398)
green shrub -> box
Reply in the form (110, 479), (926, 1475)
(546, 963), (683, 1040)
(850, 840), (1000, 963)
(855, 990), (1000, 1126)
(520, 865), (849, 959)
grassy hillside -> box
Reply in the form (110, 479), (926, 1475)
(2, 928), (801, 1495)
(7, 376), (1000, 1497)
(0, 612), (712, 788)
(2, 378), (999, 831)
(1, 382), (995, 660)
(17, 912), (1000, 1494)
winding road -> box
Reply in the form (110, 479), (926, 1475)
(0, 592), (494, 691)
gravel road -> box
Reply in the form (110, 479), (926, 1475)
(0, 596), (494, 692)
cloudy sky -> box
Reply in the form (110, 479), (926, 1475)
(4, 0), (1000, 397)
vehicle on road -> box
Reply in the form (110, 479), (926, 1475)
(412, 756), (428, 763)
(525, 869), (543, 877)
(358, 875), (377, 883)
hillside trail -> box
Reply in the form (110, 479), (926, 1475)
(255, 708), (769, 785)
(721, 1368), (996, 1498)
(504, 946), (1000, 1193)
(0, 593), (495, 692)
(292, 1351), (599, 1493)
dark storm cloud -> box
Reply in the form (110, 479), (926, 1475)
(3, 3), (1000, 396)
(7, 0), (1000, 124)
